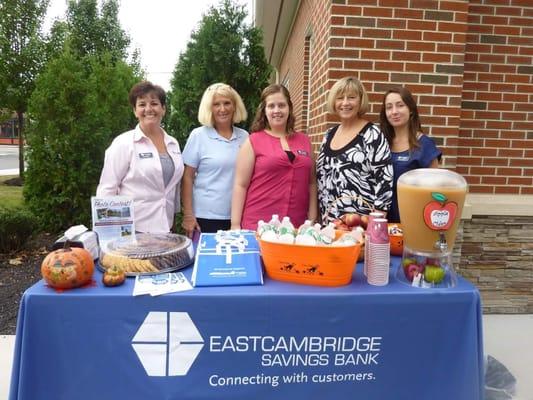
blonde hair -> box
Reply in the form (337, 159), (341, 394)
(197, 83), (247, 127)
(327, 76), (370, 116)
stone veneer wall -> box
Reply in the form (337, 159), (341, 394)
(454, 216), (533, 314)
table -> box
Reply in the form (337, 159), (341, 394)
(9, 259), (484, 400)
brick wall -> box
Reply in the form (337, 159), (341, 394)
(279, 0), (332, 139)
(457, 2), (533, 195)
(276, 0), (533, 189)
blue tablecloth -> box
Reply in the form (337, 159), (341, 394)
(9, 259), (484, 400)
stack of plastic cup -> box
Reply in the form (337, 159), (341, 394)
(364, 211), (385, 277)
(366, 218), (390, 286)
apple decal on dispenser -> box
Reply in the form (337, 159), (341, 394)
(423, 192), (458, 231)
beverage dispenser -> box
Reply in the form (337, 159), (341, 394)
(396, 169), (468, 288)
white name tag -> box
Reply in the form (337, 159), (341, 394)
(139, 152), (153, 159)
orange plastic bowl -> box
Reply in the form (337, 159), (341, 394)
(258, 231), (361, 287)
(388, 223), (404, 256)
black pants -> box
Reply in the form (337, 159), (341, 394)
(196, 218), (231, 233)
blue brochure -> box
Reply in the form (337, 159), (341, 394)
(192, 231), (264, 287)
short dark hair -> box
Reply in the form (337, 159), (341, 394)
(128, 81), (166, 108)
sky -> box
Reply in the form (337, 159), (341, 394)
(44, 0), (253, 90)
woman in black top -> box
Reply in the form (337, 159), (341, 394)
(316, 76), (393, 224)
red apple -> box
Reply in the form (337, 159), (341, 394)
(426, 258), (441, 267)
(420, 263), (426, 274)
(405, 264), (422, 282)
(341, 213), (362, 228)
(333, 219), (350, 231)
(360, 215), (369, 229)
(402, 257), (416, 269)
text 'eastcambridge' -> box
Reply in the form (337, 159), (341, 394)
(210, 335), (382, 367)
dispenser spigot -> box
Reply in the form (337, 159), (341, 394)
(435, 231), (448, 252)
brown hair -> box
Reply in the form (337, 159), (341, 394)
(250, 84), (295, 133)
(379, 86), (422, 150)
(128, 81), (166, 108)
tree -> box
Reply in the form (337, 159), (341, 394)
(65, 0), (130, 61)
(24, 52), (139, 230)
(23, 0), (141, 230)
(43, 17), (69, 62)
(0, 0), (49, 179)
(169, 0), (271, 145)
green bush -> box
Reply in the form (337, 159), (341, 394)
(24, 52), (139, 232)
(0, 208), (39, 253)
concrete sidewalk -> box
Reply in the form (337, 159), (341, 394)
(0, 143), (21, 176)
(0, 335), (14, 400)
(483, 314), (533, 399)
(0, 169), (19, 176)
(1, 314), (532, 399)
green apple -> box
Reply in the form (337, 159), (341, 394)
(424, 265), (445, 284)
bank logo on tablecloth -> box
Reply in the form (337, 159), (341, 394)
(132, 312), (204, 376)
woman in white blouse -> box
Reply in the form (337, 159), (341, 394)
(96, 81), (184, 233)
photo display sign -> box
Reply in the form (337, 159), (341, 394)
(91, 196), (135, 247)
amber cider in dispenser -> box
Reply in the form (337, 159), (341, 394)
(397, 169), (467, 253)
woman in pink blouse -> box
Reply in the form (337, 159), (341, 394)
(231, 84), (317, 230)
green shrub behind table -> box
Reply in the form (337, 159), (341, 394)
(0, 208), (39, 253)
(23, 52), (139, 232)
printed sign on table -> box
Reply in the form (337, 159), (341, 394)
(91, 196), (135, 246)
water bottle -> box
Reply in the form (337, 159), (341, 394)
(278, 216), (296, 244)
(295, 222), (319, 245)
(256, 220), (267, 236)
(268, 214), (281, 234)
(294, 220), (315, 245)
(319, 222), (336, 245)
(297, 220), (312, 235)
(259, 219), (278, 242)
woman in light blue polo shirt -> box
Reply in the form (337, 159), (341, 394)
(181, 83), (248, 236)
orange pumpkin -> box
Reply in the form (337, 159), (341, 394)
(41, 245), (94, 289)
(388, 223), (404, 256)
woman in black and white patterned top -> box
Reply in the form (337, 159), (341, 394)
(316, 77), (393, 225)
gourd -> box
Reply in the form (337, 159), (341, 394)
(41, 245), (94, 289)
(388, 224), (404, 256)
(389, 234), (404, 256)
(102, 265), (126, 287)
